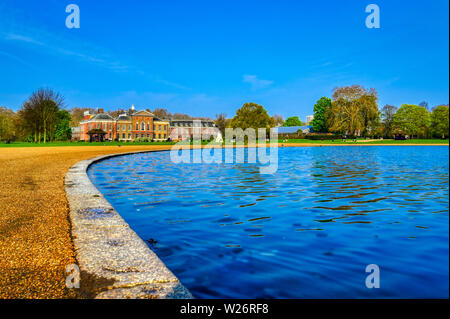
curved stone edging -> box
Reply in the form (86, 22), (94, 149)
(64, 150), (193, 299)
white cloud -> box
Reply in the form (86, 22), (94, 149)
(5, 33), (44, 46)
(243, 74), (274, 90)
(1, 30), (187, 89)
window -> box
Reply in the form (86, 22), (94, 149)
(141, 122), (145, 130)
(164, 125), (167, 131)
(136, 123), (139, 130)
(147, 134), (150, 138)
(123, 125), (126, 131)
(147, 123), (150, 130)
(128, 134), (131, 139)
(128, 125), (131, 131)
(164, 134), (166, 138)
(141, 134), (144, 138)
(122, 133), (125, 139)
(158, 134), (161, 139)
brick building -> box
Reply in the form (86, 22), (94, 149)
(116, 114), (132, 141)
(73, 108), (219, 142)
(153, 118), (170, 141)
(79, 109), (115, 142)
(131, 110), (155, 140)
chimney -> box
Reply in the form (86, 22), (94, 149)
(98, 108), (104, 114)
(83, 110), (91, 120)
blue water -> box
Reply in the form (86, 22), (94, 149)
(88, 146), (449, 298)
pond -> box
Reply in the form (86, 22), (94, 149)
(88, 146), (449, 298)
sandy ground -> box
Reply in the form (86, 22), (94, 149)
(0, 143), (447, 298)
(0, 145), (172, 299)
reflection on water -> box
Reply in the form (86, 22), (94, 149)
(88, 146), (449, 298)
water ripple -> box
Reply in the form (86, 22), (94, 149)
(88, 146), (449, 298)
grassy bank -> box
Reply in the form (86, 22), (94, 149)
(1, 138), (448, 148)
(279, 138), (449, 145)
(0, 141), (177, 148)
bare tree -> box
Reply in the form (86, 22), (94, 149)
(19, 88), (64, 143)
(152, 108), (172, 119)
(272, 114), (284, 127)
(214, 113), (229, 137)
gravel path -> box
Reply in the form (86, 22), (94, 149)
(0, 145), (171, 299)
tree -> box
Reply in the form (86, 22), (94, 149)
(381, 104), (397, 138)
(40, 99), (59, 143)
(431, 105), (449, 139)
(392, 104), (430, 138)
(152, 108), (172, 119)
(272, 114), (284, 127)
(54, 109), (72, 141)
(108, 109), (126, 119)
(69, 107), (96, 127)
(172, 112), (192, 120)
(19, 88), (64, 143)
(359, 93), (380, 137)
(419, 101), (429, 111)
(230, 102), (275, 130)
(311, 97), (332, 132)
(282, 116), (303, 127)
(327, 85), (380, 137)
(0, 107), (16, 141)
(214, 113), (230, 137)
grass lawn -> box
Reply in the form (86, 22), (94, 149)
(279, 138), (449, 145)
(0, 139), (448, 148)
(0, 141), (177, 147)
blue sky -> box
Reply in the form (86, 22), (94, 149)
(0, 0), (448, 120)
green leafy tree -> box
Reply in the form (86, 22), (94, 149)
(419, 101), (429, 111)
(381, 104), (397, 137)
(54, 109), (72, 141)
(327, 85), (380, 137)
(392, 104), (431, 138)
(230, 102), (275, 130)
(0, 107), (16, 141)
(311, 97), (332, 132)
(431, 105), (449, 138)
(282, 116), (303, 127)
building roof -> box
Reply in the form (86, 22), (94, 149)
(277, 125), (312, 134)
(154, 117), (170, 123)
(170, 119), (215, 127)
(91, 113), (114, 121)
(132, 110), (155, 117)
(116, 114), (131, 121)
